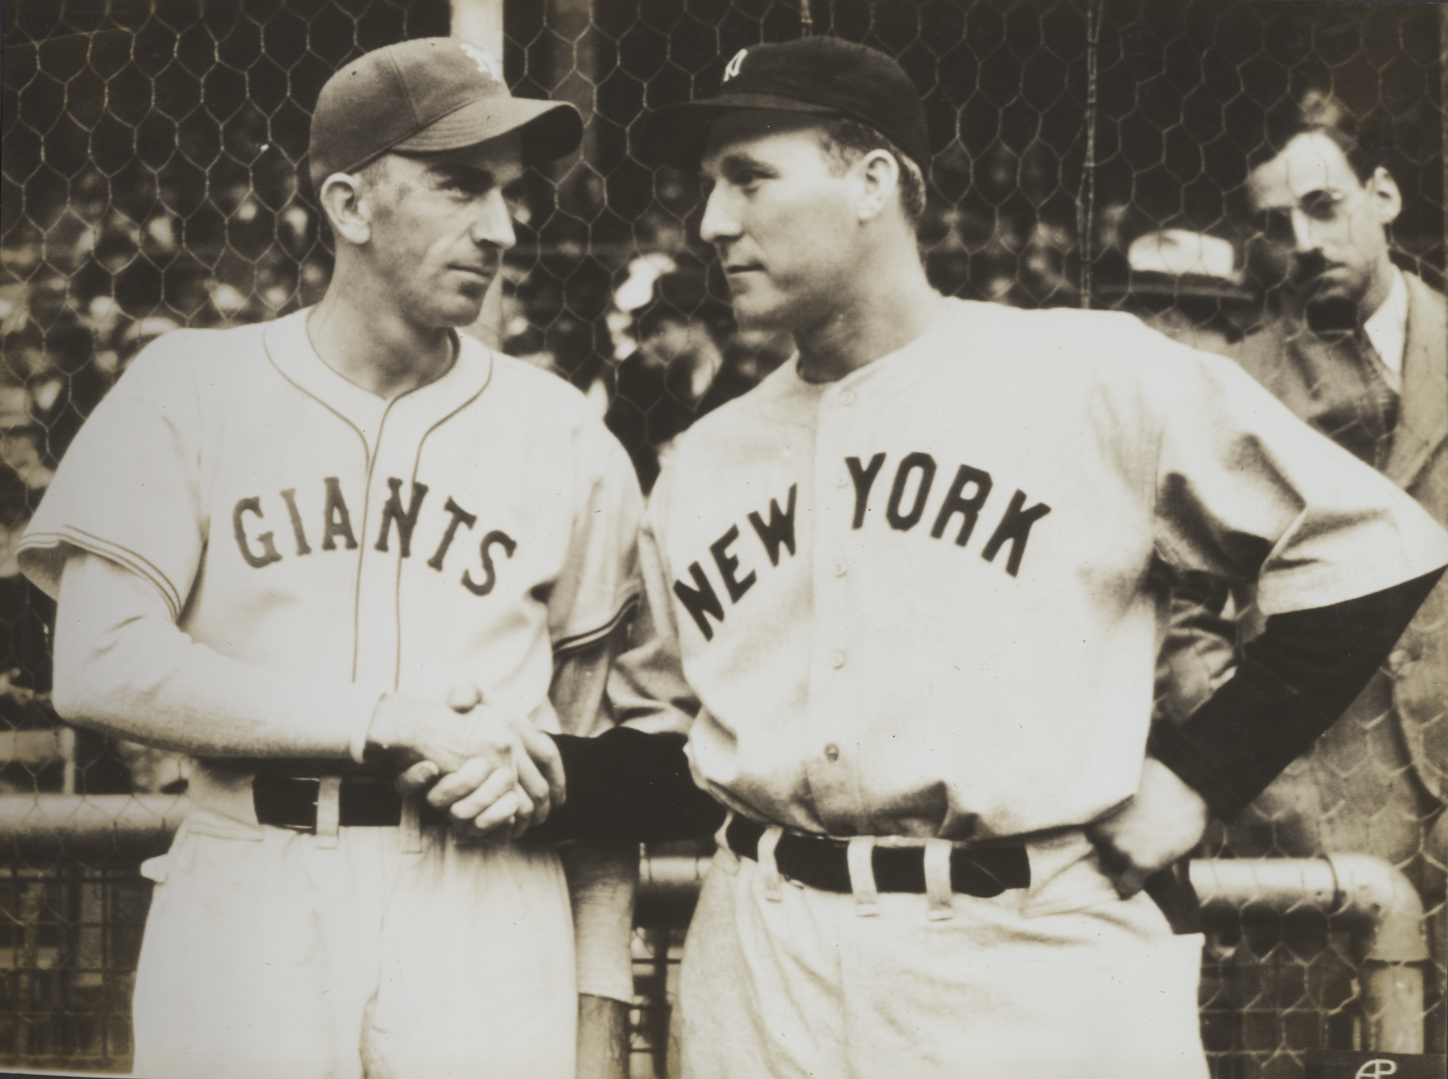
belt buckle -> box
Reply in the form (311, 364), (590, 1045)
(255, 773), (322, 833)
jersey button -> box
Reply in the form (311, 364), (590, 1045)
(839, 389), (855, 406)
(833, 560), (847, 577)
(824, 743), (841, 762)
(830, 650), (845, 669)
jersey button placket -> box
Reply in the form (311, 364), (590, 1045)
(805, 384), (863, 834)
(354, 410), (408, 689)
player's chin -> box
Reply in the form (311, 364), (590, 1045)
(429, 291), (491, 329)
(727, 292), (790, 332)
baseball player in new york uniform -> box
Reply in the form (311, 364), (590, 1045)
(510, 37), (1448, 1079)
(20, 39), (642, 1079)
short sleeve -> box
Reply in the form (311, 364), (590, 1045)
(19, 332), (207, 619)
(1151, 346), (1448, 615)
(547, 415), (644, 655)
(606, 461), (702, 736)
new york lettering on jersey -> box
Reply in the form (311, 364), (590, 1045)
(671, 451), (1052, 641)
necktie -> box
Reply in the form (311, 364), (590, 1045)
(1356, 329), (1400, 469)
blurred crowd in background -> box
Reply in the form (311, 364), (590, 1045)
(1, 0), (1441, 803)
(0, 144), (1414, 794)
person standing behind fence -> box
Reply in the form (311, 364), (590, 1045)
(18, 38), (643, 1079)
(1167, 91), (1448, 900)
(490, 37), (1448, 1078)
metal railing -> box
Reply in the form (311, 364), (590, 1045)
(1, 793), (1437, 1071)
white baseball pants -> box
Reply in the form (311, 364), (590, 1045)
(130, 808), (577, 1079)
(680, 834), (1208, 1079)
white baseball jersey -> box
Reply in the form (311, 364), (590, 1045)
(19, 308), (644, 1077)
(22, 307), (642, 768)
(623, 298), (1448, 851)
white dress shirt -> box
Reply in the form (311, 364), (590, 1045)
(1364, 266), (1409, 393)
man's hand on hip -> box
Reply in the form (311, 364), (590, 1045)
(1085, 755), (1209, 899)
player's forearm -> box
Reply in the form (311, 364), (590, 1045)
(1150, 567), (1444, 820)
(531, 728), (727, 843)
(54, 552), (377, 759)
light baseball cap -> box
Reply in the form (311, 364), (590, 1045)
(308, 37), (583, 191)
(634, 36), (930, 173)
(1100, 230), (1252, 302)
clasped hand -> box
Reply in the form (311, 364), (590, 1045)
(379, 685), (564, 840)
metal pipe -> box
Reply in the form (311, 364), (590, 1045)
(0, 793), (190, 860)
(0, 796), (1428, 1051)
(1426, 813), (1448, 1053)
(1194, 854), (1427, 1053)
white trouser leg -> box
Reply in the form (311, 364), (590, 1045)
(679, 844), (1207, 1079)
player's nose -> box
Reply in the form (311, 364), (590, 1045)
(470, 190), (517, 251)
(699, 185), (741, 245)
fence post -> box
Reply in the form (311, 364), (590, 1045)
(451, 0), (508, 349)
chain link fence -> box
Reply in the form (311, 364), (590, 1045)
(2, 1), (1444, 1075)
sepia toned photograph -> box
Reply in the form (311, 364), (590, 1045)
(1, 2), (1446, 1077)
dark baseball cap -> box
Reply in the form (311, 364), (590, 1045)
(634, 37), (929, 173)
(308, 37), (582, 191)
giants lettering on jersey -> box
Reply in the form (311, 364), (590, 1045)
(674, 452), (1051, 641)
(231, 477), (515, 595)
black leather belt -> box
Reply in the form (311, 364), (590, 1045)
(724, 816), (1030, 898)
(253, 772), (409, 830)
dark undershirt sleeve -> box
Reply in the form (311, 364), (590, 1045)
(527, 728), (728, 844)
(1149, 568), (1444, 822)
(534, 571), (1443, 840)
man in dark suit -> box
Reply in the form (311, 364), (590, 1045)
(1172, 90), (1448, 898)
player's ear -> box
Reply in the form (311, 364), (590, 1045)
(1369, 166), (1402, 228)
(318, 172), (373, 247)
(855, 149), (899, 224)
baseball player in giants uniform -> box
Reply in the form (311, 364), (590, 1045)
(515, 37), (1448, 1079)
(20, 40), (641, 1079)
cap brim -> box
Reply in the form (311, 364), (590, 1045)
(1099, 273), (1254, 302)
(393, 96), (583, 165)
(635, 94), (838, 170)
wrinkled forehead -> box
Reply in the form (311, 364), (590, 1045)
(700, 110), (833, 175)
(1249, 132), (1361, 208)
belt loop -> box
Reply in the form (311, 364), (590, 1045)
(846, 836), (879, 916)
(757, 826), (784, 902)
(314, 776), (341, 849)
(924, 839), (955, 921)
(399, 791), (423, 854)
(714, 811), (739, 872)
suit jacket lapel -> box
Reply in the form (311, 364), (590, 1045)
(1384, 272), (1448, 491)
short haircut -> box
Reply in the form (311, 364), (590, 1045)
(816, 118), (927, 228)
(1252, 89), (1396, 183)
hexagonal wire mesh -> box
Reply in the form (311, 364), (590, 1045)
(1, 1), (1444, 1075)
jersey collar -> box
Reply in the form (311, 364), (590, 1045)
(264, 308), (495, 454)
